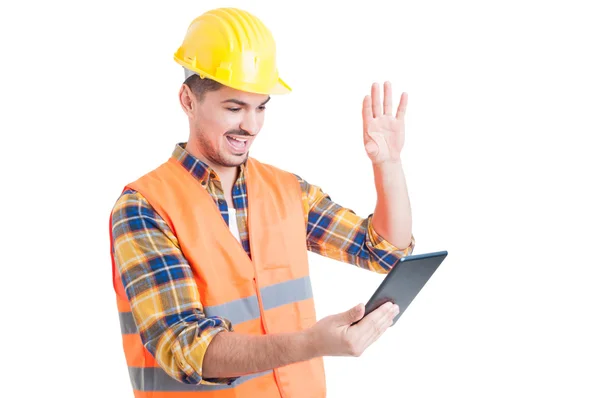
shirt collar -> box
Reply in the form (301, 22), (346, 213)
(171, 142), (247, 187)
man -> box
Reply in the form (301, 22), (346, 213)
(109, 7), (415, 398)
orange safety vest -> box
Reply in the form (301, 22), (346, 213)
(110, 157), (327, 397)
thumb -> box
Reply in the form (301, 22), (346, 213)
(365, 131), (386, 158)
(337, 303), (365, 325)
(365, 140), (379, 157)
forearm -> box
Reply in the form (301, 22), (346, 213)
(203, 329), (317, 379)
(371, 160), (413, 249)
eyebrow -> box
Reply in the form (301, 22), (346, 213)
(222, 97), (271, 107)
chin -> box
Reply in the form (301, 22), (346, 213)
(222, 152), (249, 167)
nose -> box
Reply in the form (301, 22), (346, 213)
(240, 111), (260, 136)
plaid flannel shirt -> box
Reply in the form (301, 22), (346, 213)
(110, 143), (415, 385)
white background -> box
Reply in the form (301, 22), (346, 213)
(1, 0), (599, 397)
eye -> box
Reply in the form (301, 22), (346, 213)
(227, 108), (242, 112)
(258, 105), (266, 112)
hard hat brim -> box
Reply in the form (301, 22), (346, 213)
(271, 77), (292, 95)
(177, 58), (291, 95)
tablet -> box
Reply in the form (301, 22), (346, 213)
(353, 250), (448, 326)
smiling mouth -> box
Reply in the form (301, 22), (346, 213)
(226, 135), (249, 152)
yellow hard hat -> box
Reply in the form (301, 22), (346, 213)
(174, 8), (291, 95)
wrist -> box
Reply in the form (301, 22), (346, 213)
(301, 327), (323, 359)
(372, 160), (404, 188)
(372, 158), (403, 172)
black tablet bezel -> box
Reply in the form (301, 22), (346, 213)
(352, 250), (448, 326)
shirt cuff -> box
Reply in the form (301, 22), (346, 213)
(366, 216), (415, 270)
(194, 324), (240, 386)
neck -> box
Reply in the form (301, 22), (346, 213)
(184, 140), (239, 190)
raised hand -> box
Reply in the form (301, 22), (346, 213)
(362, 81), (408, 165)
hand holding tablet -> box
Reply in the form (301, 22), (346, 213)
(305, 251), (447, 358)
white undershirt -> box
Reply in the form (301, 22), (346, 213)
(228, 208), (242, 243)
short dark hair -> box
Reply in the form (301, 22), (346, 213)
(183, 74), (223, 101)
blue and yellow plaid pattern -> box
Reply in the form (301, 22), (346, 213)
(110, 143), (415, 385)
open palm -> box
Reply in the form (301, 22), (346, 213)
(362, 82), (407, 164)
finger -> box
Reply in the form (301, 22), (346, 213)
(351, 303), (395, 352)
(340, 303), (365, 326)
(396, 92), (408, 120)
(351, 301), (392, 335)
(370, 303), (397, 333)
(371, 83), (382, 118)
(383, 81), (393, 116)
(361, 304), (399, 347)
(362, 95), (373, 138)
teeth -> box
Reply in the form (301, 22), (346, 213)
(229, 137), (247, 143)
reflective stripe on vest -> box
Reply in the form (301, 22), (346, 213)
(119, 276), (313, 333)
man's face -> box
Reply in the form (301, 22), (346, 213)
(186, 84), (270, 168)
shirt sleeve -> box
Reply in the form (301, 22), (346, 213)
(294, 175), (416, 274)
(110, 189), (238, 386)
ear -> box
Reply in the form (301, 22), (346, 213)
(179, 84), (196, 118)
